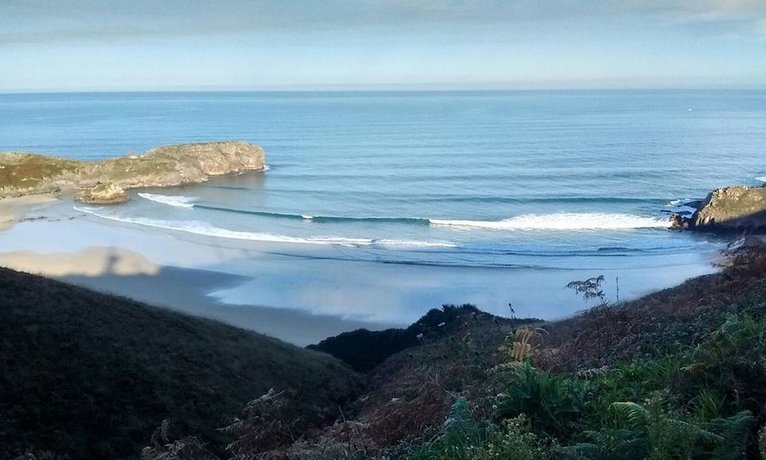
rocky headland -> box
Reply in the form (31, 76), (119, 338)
(693, 185), (766, 231)
(0, 141), (266, 204)
(670, 185), (766, 233)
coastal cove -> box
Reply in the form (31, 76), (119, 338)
(7, 1), (766, 456)
(1, 90), (765, 344)
(0, 197), (720, 345)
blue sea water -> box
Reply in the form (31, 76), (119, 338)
(2, 90), (765, 325)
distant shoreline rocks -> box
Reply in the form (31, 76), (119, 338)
(0, 141), (266, 204)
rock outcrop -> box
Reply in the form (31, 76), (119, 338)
(692, 186), (766, 232)
(0, 141), (266, 204)
(669, 212), (691, 230)
(76, 182), (129, 204)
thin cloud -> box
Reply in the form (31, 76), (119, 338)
(2, 0), (766, 46)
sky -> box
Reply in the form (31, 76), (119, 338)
(1, 0), (765, 91)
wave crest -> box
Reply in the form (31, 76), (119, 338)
(74, 206), (455, 248)
(196, 204), (430, 225)
(430, 213), (669, 231)
(138, 193), (199, 208)
(133, 195), (669, 231)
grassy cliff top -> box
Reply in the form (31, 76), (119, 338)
(0, 153), (80, 191)
(0, 141), (266, 201)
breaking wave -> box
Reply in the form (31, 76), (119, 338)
(430, 213), (670, 231)
(74, 206), (456, 248)
(138, 193), (199, 208)
(138, 194), (669, 232)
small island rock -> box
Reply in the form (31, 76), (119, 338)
(76, 182), (129, 205)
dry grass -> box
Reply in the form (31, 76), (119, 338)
(538, 246), (766, 371)
(276, 310), (522, 457)
(276, 247), (766, 458)
(0, 153), (79, 195)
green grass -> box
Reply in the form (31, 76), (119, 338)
(0, 153), (80, 192)
(0, 267), (361, 459)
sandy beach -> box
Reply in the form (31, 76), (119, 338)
(0, 244), (396, 345)
(0, 199), (400, 345)
(0, 195), (58, 230)
(0, 196), (721, 345)
(61, 266), (398, 346)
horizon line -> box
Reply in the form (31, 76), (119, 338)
(3, 86), (766, 95)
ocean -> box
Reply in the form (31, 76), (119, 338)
(2, 90), (765, 325)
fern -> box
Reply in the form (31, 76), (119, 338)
(704, 411), (753, 459)
(441, 397), (476, 437)
(500, 327), (548, 361)
(494, 362), (591, 441)
(608, 402), (647, 429)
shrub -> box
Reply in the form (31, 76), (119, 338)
(563, 394), (752, 459)
(410, 399), (550, 460)
(493, 362), (591, 442)
(308, 328), (418, 372)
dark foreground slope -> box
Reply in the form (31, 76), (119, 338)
(275, 247), (766, 458)
(0, 268), (360, 459)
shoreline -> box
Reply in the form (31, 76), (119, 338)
(0, 194), (58, 230)
(0, 199), (402, 345)
(0, 194), (726, 345)
(61, 265), (399, 346)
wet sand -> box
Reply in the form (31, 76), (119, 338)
(0, 195), (57, 230)
(0, 197), (720, 345)
(61, 265), (396, 346)
(0, 200), (399, 345)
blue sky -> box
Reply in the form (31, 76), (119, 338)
(1, 0), (765, 91)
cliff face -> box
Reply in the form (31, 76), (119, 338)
(693, 186), (766, 232)
(0, 141), (266, 204)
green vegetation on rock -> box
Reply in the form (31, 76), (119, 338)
(0, 141), (266, 203)
(0, 153), (80, 195)
(693, 186), (766, 232)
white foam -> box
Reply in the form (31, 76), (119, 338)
(672, 206), (698, 215)
(138, 193), (199, 208)
(430, 213), (670, 231)
(262, 164), (271, 171)
(756, 176), (766, 183)
(664, 198), (698, 216)
(74, 206), (455, 248)
(376, 239), (457, 248)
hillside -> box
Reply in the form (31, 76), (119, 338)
(309, 304), (540, 372)
(0, 267), (361, 459)
(277, 246), (766, 458)
(5, 247), (766, 458)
